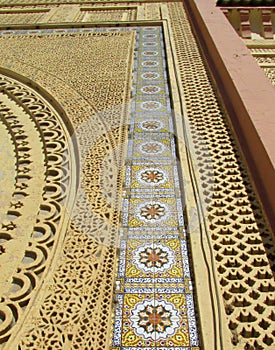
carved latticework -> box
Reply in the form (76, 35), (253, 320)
(249, 47), (275, 87)
(0, 74), (74, 346)
(167, 3), (275, 349)
(262, 66), (275, 86)
(0, 3), (162, 24)
(76, 8), (137, 21)
(0, 10), (46, 24)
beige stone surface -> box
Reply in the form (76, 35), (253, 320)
(0, 1), (274, 350)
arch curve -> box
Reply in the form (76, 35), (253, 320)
(0, 72), (77, 347)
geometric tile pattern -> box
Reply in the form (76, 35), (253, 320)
(111, 26), (200, 350)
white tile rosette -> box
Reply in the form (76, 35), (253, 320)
(132, 243), (175, 273)
(136, 201), (170, 223)
(130, 298), (181, 340)
(137, 141), (166, 155)
(137, 167), (167, 186)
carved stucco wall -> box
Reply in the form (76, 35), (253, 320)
(249, 47), (275, 87)
(0, 2), (274, 350)
(0, 73), (76, 346)
(0, 2), (163, 24)
(166, 4), (275, 349)
(0, 30), (135, 349)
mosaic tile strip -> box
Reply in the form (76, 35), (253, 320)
(111, 26), (200, 350)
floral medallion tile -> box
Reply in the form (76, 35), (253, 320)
(141, 50), (159, 57)
(142, 41), (158, 48)
(140, 71), (164, 81)
(125, 239), (183, 278)
(142, 32), (158, 39)
(121, 294), (189, 348)
(132, 138), (173, 160)
(127, 196), (178, 228)
(130, 164), (174, 191)
(137, 167), (168, 185)
(136, 83), (168, 97)
(136, 99), (169, 113)
(140, 84), (162, 94)
(129, 117), (172, 134)
(135, 118), (168, 132)
(139, 141), (165, 155)
(139, 59), (162, 68)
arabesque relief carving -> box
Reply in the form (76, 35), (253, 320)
(0, 74), (74, 346)
(250, 48), (275, 87)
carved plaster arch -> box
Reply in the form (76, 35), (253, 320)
(0, 70), (77, 347)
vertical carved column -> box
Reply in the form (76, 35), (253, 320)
(262, 9), (273, 39)
(240, 9), (251, 39)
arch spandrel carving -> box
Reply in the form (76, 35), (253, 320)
(0, 30), (135, 349)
